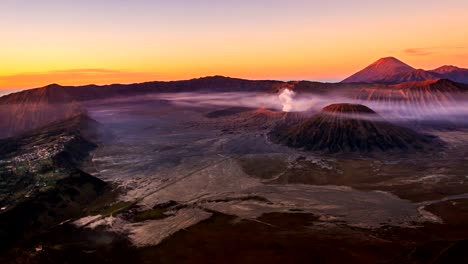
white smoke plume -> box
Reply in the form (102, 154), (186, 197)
(278, 89), (296, 112)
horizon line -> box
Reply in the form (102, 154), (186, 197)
(0, 75), (344, 92)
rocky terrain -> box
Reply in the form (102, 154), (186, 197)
(0, 99), (466, 263)
(269, 103), (440, 153)
(2, 69), (468, 138)
(0, 114), (114, 254)
(0, 71), (468, 263)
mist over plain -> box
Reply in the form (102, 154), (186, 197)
(153, 89), (468, 125)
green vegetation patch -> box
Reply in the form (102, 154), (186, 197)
(133, 208), (171, 222)
(97, 201), (133, 216)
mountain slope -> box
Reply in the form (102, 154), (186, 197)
(269, 103), (440, 153)
(0, 99), (84, 139)
(354, 79), (468, 123)
(0, 114), (110, 250)
(378, 69), (443, 84)
(430, 65), (468, 84)
(356, 79), (468, 102)
(342, 57), (468, 84)
(341, 57), (415, 83)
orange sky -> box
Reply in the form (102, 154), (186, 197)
(1, 0), (467, 89)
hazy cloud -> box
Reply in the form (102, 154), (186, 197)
(404, 46), (467, 56)
(155, 92), (347, 113)
(49, 69), (125, 74)
(153, 91), (468, 124)
(404, 48), (434, 56)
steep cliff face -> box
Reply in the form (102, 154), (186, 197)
(0, 102), (84, 139)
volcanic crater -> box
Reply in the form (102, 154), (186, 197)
(269, 103), (441, 153)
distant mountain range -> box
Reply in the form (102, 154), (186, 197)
(0, 77), (283, 138)
(342, 57), (468, 84)
(1, 68), (467, 139)
(0, 76), (282, 104)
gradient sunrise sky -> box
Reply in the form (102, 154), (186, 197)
(1, 0), (467, 90)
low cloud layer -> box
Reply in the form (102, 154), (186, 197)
(2, 89), (467, 139)
(154, 91), (468, 125)
(155, 91), (349, 113)
(404, 48), (434, 56)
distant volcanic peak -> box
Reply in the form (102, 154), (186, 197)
(432, 65), (462, 73)
(322, 103), (376, 114)
(342, 57), (415, 83)
(343, 57), (468, 84)
(364, 57), (414, 72)
(373, 57), (409, 66)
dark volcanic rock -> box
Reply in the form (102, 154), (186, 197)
(269, 103), (441, 153)
(322, 103), (376, 114)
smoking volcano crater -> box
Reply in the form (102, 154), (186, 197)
(269, 103), (441, 153)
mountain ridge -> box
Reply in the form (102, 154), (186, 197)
(341, 57), (415, 83)
(0, 76), (283, 104)
(342, 57), (468, 84)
